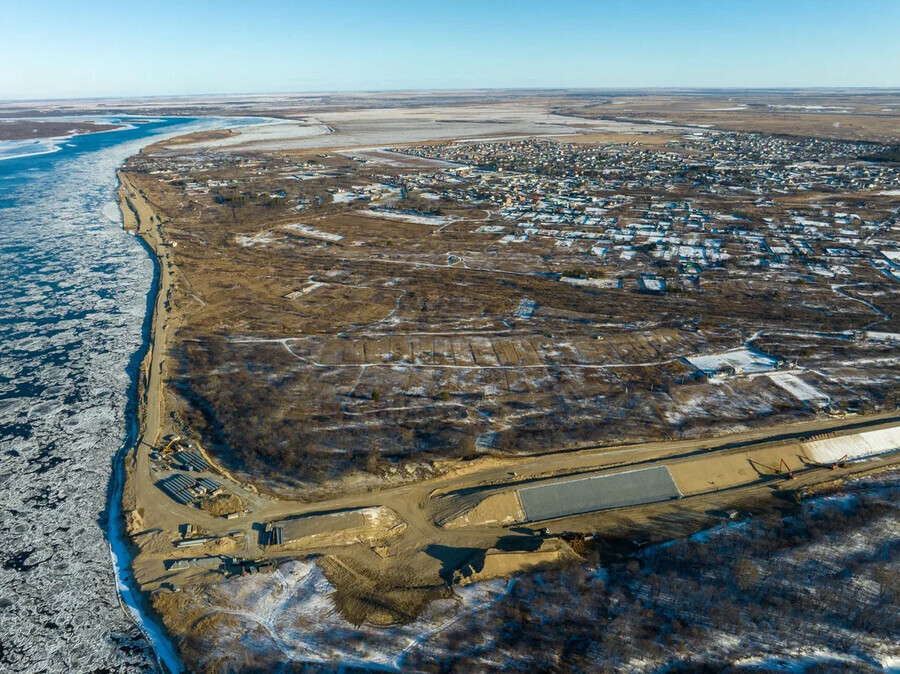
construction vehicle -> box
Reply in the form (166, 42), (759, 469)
(160, 435), (182, 454)
(831, 454), (849, 470)
(779, 458), (796, 480)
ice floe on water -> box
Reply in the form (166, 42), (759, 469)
(0, 117), (231, 672)
(0, 118), (138, 162)
(0, 137), (65, 162)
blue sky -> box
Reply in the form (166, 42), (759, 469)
(1, 0), (898, 100)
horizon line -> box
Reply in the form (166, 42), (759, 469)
(3, 85), (900, 106)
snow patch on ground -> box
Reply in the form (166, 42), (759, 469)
(560, 276), (619, 289)
(235, 231), (280, 247)
(768, 372), (830, 404)
(175, 118), (332, 151)
(200, 560), (511, 670)
(356, 209), (459, 226)
(283, 223), (344, 241)
(685, 348), (778, 375)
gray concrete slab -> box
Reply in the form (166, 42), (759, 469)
(518, 465), (682, 522)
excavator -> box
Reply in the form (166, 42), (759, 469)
(159, 435), (181, 455)
(779, 458), (796, 480)
(830, 454), (849, 470)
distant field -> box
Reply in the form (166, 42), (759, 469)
(560, 92), (900, 143)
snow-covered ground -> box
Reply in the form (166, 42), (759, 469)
(174, 118), (332, 151)
(867, 331), (900, 342)
(560, 276), (620, 289)
(685, 348), (779, 374)
(189, 560), (510, 670)
(172, 103), (689, 153)
(693, 105), (749, 111)
(337, 148), (458, 168)
(235, 231), (280, 247)
(283, 223), (344, 241)
(356, 209), (459, 226)
(768, 104), (855, 112)
(332, 190), (359, 203)
(768, 372), (830, 404)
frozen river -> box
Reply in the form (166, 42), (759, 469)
(0, 117), (226, 672)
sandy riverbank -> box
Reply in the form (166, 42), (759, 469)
(114, 171), (184, 674)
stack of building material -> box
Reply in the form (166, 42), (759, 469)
(195, 477), (222, 495)
(269, 526), (284, 546)
(160, 473), (198, 505)
(174, 450), (209, 472)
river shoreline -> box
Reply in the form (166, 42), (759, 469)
(0, 115), (247, 671)
(110, 170), (183, 674)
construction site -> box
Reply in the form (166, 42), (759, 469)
(112, 94), (900, 672)
(127, 395), (900, 667)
